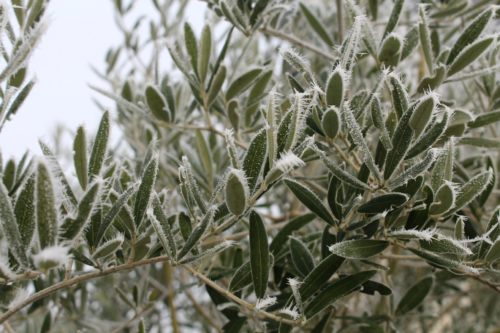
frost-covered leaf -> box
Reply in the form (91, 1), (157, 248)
(329, 240), (389, 259)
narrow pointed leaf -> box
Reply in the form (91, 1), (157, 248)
(329, 240), (389, 259)
(226, 68), (263, 101)
(284, 178), (336, 226)
(242, 129), (267, 192)
(395, 276), (434, 316)
(0, 181), (29, 267)
(198, 24), (212, 84)
(134, 154), (158, 227)
(177, 207), (215, 261)
(36, 158), (59, 249)
(73, 125), (88, 191)
(358, 193), (408, 214)
(304, 270), (378, 320)
(249, 210), (270, 299)
(290, 237), (315, 277)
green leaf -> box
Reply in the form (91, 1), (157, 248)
(409, 93), (437, 139)
(91, 235), (123, 260)
(408, 248), (479, 274)
(389, 74), (409, 120)
(459, 137), (500, 149)
(327, 175), (343, 222)
(36, 158), (59, 250)
(184, 22), (199, 79)
(278, 252), (346, 333)
(486, 239), (500, 262)
(73, 125), (88, 191)
(88, 110), (110, 180)
(249, 0), (270, 27)
(468, 111), (500, 128)
(196, 131), (214, 182)
(405, 185), (434, 230)
(181, 157), (208, 214)
(428, 183), (456, 216)
(137, 318), (145, 333)
(446, 7), (494, 66)
(249, 210), (270, 299)
(284, 178), (336, 226)
(149, 193), (176, 259)
(134, 154), (158, 227)
(269, 214), (316, 254)
(290, 237), (315, 277)
(180, 239), (234, 264)
(447, 37), (494, 78)
(206, 65), (226, 108)
(479, 156), (496, 207)
(69, 248), (94, 267)
(395, 276), (433, 316)
(384, 101), (417, 180)
(401, 25), (419, 61)
(417, 65), (446, 94)
(178, 212), (198, 255)
(226, 68), (263, 101)
(418, 6), (434, 75)
(419, 237), (471, 256)
(225, 169), (249, 216)
(299, 3), (333, 47)
(387, 148), (439, 190)
(97, 184), (138, 245)
(177, 207), (216, 261)
(479, 208), (500, 259)
(381, 0), (405, 42)
(198, 24), (212, 85)
(304, 270), (378, 320)
(344, 102), (383, 182)
(242, 129), (267, 192)
(0, 180), (29, 268)
(357, 193), (408, 214)
(60, 180), (102, 240)
(378, 33), (403, 67)
(246, 70), (273, 125)
(314, 146), (371, 191)
(229, 261), (253, 293)
(406, 108), (450, 159)
(6, 77), (37, 126)
(346, 213), (385, 231)
(326, 67), (346, 108)
(13, 173), (35, 251)
(145, 85), (170, 122)
(329, 240), (389, 259)
(322, 107), (341, 140)
(39, 140), (78, 208)
(443, 169), (493, 217)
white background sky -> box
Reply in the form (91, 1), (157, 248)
(0, 0), (205, 161)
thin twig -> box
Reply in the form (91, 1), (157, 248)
(259, 27), (337, 62)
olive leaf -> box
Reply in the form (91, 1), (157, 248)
(249, 210), (270, 299)
(395, 276), (434, 316)
(283, 178), (336, 226)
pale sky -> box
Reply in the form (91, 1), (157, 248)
(0, 0), (205, 161)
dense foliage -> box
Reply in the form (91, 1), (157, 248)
(1, 0), (500, 332)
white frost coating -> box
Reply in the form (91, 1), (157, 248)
(228, 167), (250, 200)
(388, 148), (440, 190)
(379, 32), (404, 58)
(340, 17), (362, 69)
(286, 92), (311, 151)
(33, 245), (71, 269)
(434, 234), (474, 255)
(8, 288), (28, 310)
(279, 47), (311, 73)
(255, 296), (277, 309)
(342, 101), (383, 182)
(278, 304), (301, 320)
(146, 207), (172, 257)
(276, 151), (306, 173)
(287, 277), (303, 287)
(0, 259), (15, 279)
(459, 221), (500, 245)
(223, 128), (242, 170)
(386, 228), (437, 241)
